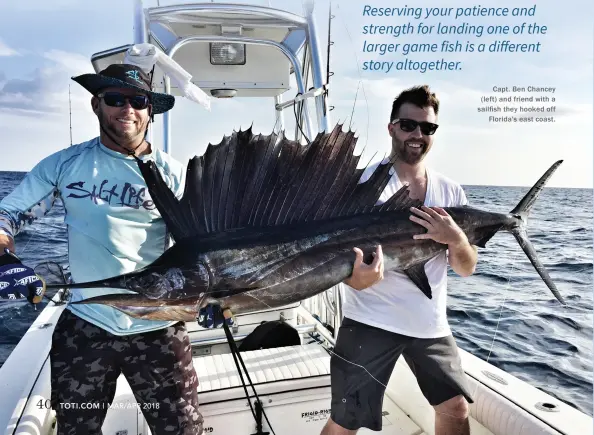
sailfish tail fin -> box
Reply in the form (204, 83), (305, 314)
(508, 160), (566, 305)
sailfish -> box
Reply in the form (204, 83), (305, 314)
(39, 124), (565, 320)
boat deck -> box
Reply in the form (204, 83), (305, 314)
(99, 343), (492, 435)
(192, 343), (429, 434)
(196, 344), (331, 401)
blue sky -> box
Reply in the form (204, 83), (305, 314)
(0, 0), (592, 188)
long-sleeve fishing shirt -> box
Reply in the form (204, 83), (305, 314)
(0, 137), (185, 335)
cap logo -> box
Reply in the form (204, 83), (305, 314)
(125, 70), (143, 84)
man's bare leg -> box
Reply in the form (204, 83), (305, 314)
(433, 395), (470, 435)
(320, 418), (358, 435)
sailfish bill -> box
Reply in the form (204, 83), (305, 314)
(42, 124), (564, 320)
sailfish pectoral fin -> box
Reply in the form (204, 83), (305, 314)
(68, 287), (264, 321)
(474, 224), (504, 248)
(114, 305), (201, 322)
(404, 261), (432, 299)
(68, 294), (204, 321)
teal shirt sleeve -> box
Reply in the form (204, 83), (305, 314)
(0, 151), (63, 238)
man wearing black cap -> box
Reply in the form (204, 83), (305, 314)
(0, 64), (227, 434)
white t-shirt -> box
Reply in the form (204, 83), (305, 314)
(342, 163), (469, 339)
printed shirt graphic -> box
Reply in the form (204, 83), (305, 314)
(342, 163), (469, 339)
(0, 137), (185, 335)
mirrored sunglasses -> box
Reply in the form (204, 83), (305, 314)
(97, 91), (150, 110)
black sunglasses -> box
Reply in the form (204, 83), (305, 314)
(97, 91), (150, 110)
(391, 118), (439, 135)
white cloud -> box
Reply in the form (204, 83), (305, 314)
(0, 49), (97, 170)
(0, 39), (19, 57)
(0, 50), (93, 116)
(43, 50), (94, 76)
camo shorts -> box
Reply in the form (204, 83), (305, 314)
(49, 308), (204, 435)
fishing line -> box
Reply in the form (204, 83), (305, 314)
(320, 342), (464, 420)
(293, 95), (311, 144)
(484, 272), (512, 363)
(469, 258), (516, 400)
(324, 345), (388, 389)
(18, 230), (36, 258)
(271, 106), (282, 136)
(245, 292), (274, 310)
(348, 81), (360, 131)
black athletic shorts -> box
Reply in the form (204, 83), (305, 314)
(329, 317), (474, 431)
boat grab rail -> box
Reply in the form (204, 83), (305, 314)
(146, 3), (308, 28)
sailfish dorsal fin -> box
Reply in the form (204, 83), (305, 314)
(137, 124), (423, 242)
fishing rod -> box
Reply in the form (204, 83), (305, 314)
(326, 1), (334, 106)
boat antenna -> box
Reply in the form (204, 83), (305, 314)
(69, 84), (73, 146)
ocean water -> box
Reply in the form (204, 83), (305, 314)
(0, 171), (592, 416)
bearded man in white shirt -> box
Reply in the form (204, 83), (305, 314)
(321, 85), (478, 435)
